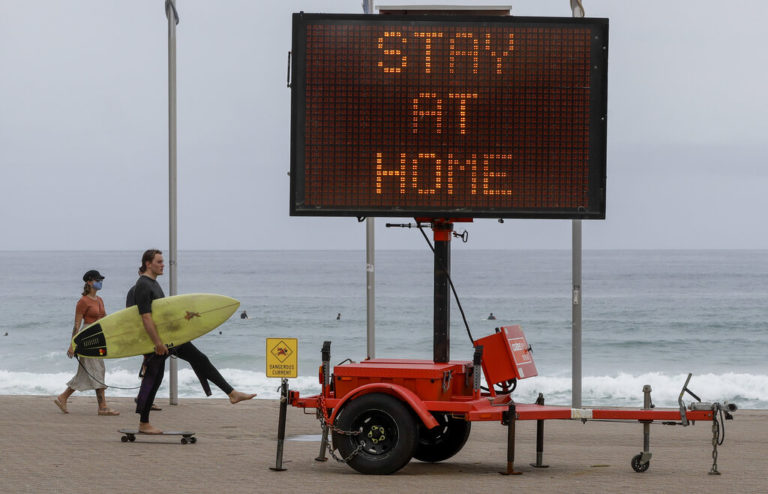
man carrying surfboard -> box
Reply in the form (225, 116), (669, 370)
(131, 249), (171, 434)
(131, 249), (256, 434)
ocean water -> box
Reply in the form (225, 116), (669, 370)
(0, 249), (766, 408)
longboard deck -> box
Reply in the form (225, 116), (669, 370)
(118, 429), (197, 444)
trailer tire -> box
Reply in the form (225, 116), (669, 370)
(332, 393), (418, 475)
(414, 412), (471, 463)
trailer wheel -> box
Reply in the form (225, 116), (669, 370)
(332, 393), (418, 475)
(413, 412), (471, 463)
(631, 453), (650, 473)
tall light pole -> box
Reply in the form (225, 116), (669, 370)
(165, 0), (179, 405)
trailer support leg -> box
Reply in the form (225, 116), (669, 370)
(270, 378), (289, 471)
(316, 424), (330, 462)
(631, 385), (653, 472)
(641, 385), (653, 464)
(315, 341), (331, 462)
(530, 393), (549, 468)
(500, 402), (522, 475)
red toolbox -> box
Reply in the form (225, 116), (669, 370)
(474, 325), (537, 386)
(333, 359), (473, 401)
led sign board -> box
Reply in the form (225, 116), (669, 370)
(290, 13), (608, 219)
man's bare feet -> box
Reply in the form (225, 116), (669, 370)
(228, 390), (257, 404)
(138, 423), (163, 434)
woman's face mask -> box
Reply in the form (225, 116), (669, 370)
(92, 281), (103, 291)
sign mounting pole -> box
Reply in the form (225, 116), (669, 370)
(363, 0), (375, 360)
(571, 0), (585, 410)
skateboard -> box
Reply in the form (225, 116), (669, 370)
(118, 429), (197, 444)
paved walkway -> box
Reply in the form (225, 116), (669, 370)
(0, 395), (765, 493)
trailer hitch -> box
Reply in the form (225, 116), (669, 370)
(677, 373), (700, 426)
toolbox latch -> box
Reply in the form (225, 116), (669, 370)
(442, 370), (452, 392)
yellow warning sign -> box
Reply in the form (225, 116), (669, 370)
(266, 338), (298, 378)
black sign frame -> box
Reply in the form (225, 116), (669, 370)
(290, 13), (608, 219)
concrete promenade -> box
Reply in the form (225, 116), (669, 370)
(0, 395), (765, 493)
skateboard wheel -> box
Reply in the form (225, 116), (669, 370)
(190, 437), (197, 444)
(181, 438), (188, 444)
(121, 436), (128, 443)
(129, 435), (135, 442)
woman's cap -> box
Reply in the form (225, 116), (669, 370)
(83, 270), (105, 282)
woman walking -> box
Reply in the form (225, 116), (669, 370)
(54, 270), (119, 416)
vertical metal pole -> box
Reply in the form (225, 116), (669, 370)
(366, 219), (375, 359)
(530, 393), (549, 468)
(472, 346), (483, 399)
(642, 385), (652, 458)
(165, 0), (179, 406)
(315, 341), (331, 462)
(270, 378), (289, 471)
(570, 1), (585, 410)
(363, 0), (375, 360)
(572, 220), (582, 408)
(433, 223), (452, 363)
(500, 402), (522, 475)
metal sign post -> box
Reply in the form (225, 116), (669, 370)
(363, 0), (375, 361)
(270, 378), (289, 471)
(266, 338), (298, 471)
(572, 220), (582, 408)
(165, 0), (179, 406)
(570, 0), (585, 410)
(366, 219), (375, 359)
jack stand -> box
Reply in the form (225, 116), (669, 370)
(530, 393), (549, 468)
(500, 402), (522, 475)
(472, 346), (483, 399)
(315, 341), (331, 462)
(315, 425), (330, 462)
(270, 378), (289, 471)
(631, 384), (653, 473)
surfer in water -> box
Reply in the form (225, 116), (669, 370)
(130, 249), (256, 434)
(54, 270), (120, 416)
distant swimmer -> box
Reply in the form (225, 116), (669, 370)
(3, 332), (7, 336)
(487, 312), (496, 320)
(240, 310), (248, 319)
(336, 313), (341, 320)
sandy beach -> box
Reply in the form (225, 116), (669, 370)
(0, 395), (765, 493)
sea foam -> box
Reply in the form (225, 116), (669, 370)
(2, 369), (764, 409)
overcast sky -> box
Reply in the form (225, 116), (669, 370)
(1, 0), (766, 251)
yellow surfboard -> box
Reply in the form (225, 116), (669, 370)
(72, 293), (240, 359)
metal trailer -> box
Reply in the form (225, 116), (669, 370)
(286, 221), (735, 476)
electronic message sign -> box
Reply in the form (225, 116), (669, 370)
(290, 13), (608, 219)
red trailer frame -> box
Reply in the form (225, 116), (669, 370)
(289, 325), (734, 475)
